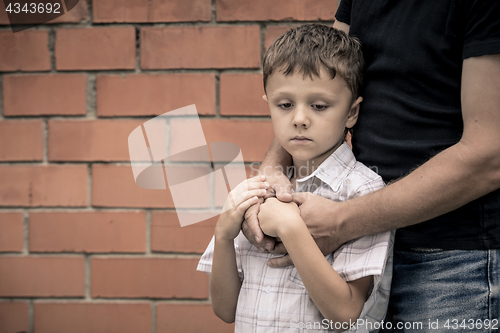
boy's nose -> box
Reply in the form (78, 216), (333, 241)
(292, 107), (310, 128)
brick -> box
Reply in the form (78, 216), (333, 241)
(3, 74), (86, 116)
(141, 26), (260, 69)
(151, 211), (216, 253)
(97, 74), (216, 117)
(34, 302), (151, 333)
(56, 27), (135, 70)
(0, 165), (88, 207)
(265, 25), (298, 50)
(0, 31), (50, 72)
(0, 302), (29, 333)
(0, 0), (88, 25)
(0, 257), (84, 297)
(156, 304), (234, 333)
(48, 120), (144, 161)
(0, 212), (24, 252)
(53, 0), (89, 23)
(169, 119), (274, 162)
(30, 211), (146, 253)
(93, 0), (211, 23)
(91, 257), (208, 298)
(216, 0), (338, 21)
(0, 120), (44, 161)
(92, 164), (211, 208)
(220, 74), (269, 116)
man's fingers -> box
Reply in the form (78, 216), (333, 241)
(266, 254), (294, 268)
(243, 206), (264, 242)
(269, 241), (287, 255)
(260, 235), (276, 252)
(273, 184), (292, 202)
(291, 192), (308, 206)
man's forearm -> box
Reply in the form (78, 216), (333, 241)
(337, 140), (500, 243)
(259, 137), (292, 174)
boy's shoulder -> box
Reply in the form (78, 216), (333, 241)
(315, 142), (384, 198)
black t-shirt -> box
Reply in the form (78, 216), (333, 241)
(336, 0), (500, 250)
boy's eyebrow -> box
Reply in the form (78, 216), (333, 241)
(269, 91), (340, 100)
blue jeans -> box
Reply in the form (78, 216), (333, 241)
(381, 248), (499, 332)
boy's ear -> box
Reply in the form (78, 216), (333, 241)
(262, 94), (268, 103)
(346, 96), (362, 129)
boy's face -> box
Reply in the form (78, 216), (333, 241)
(264, 67), (362, 168)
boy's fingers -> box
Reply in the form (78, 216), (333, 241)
(266, 254), (294, 268)
(237, 196), (259, 213)
(251, 174), (266, 182)
(246, 180), (270, 191)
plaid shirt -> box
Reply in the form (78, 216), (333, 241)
(198, 142), (394, 332)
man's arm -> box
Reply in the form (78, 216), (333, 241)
(333, 20), (350, 34)
(271, 53), (500, 267)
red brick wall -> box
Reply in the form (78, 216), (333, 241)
(0, 1), (337, 332)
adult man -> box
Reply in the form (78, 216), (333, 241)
(244, 0), (500, 330)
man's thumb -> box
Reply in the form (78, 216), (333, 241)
(292, 192), (307, 206)
(274, 184), (292, 202)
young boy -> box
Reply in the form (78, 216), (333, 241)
(198, 24), (393, 332)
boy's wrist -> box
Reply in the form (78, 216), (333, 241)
(214, 229), (237, 245)
(277, 217), (307, 241)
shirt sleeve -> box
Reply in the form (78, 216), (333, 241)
(196, 233), (244, 281)
(332, 231), (392, 282)
(335, 0), (352, 25)
(458, 0), (500, 59)
(331, 168), (392, 281)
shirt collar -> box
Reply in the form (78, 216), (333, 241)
(295, 141), (357, 193)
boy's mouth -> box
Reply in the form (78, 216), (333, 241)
(290, 135), (312, 143)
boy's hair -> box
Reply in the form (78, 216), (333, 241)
(263, 24), (364, 101)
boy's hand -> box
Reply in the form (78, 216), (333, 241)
(241, 170), (293, 252)
(262, 168), (293, 202)
(258, 198), (302, 238)
(215, 175), (269, 241)
(264, 192), (344, 268)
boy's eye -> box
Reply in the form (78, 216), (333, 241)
(278, 103), (293, 109)
(312, 104), (328, 111)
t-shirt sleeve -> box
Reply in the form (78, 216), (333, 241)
(335, 0), (352, 25)
(196, 234), (244, 280)
(461, 0), (500, 58)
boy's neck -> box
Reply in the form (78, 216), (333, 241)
(291, 158), (317, 180)
(291, 141), (344, 181)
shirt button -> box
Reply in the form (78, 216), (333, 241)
(265, 285), (272, 293)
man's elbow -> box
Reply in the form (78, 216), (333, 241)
(213, 307), (235, 324)
(456, 140), (500, 190)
